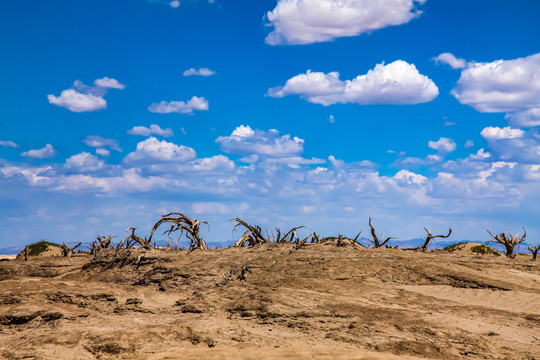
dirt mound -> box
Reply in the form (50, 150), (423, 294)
(443, 242), (501, 256)
(17, 241), (63, 259)
(0, 244), (538, 359)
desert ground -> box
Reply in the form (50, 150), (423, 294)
(0, 243), (538, 359)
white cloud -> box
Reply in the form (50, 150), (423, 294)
(148, 96), (209, 114)
(231, 125), (255, 138)
(65, 152), (104, 172)
(128, 124), (174, 137)
(505, 108), (540, 128)
(264, 156), (326, 168)
(47, 77), (124, 112)
(93, 77), (126, 89)
(265, 0), (426, 45)
(452, 53), (540, 114)
(428, 137), (456, 154)
(21, 144), (57, 159)
(443, 116), (456, 126)
(192, 202), (230, 215)
(481, 126), (524, 140)
(48, 89), (106, 112)
(432, 53), (467, 69)
(124, 137), (197, 163)
(268, 60), (438, 106)
(96, 148), (111, 157)
(464, 140), (474, 148)
(1, 165), (54, 186)
(329, 115), (335, 124)
(0, 140), (19, 148)
(480, 127), (540, 163)
(170, 0), (180, 7)
(189, 155), (235, 172)
(83, 136), (121, 152)
(394, 170), (427, 185)
(183, 68), (216, 77)
(216, 125), (304, 157)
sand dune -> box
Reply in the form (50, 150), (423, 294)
(0, 245), (538, 359)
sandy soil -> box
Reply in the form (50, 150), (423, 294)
(0, 244), (538, 359)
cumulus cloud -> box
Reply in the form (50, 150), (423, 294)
(329, 115), (335, 124)
(216, 125), (304, 157)
(265, 0), (426, 45)
(93, 77), (126, 89)
(428, 137), (457, 154)
(268, 60), (438, 106)
(47, 77), (124, 112)
(148, 96), (209, 114)
(505, 108), (540, 128)
(96, 148), (111, 157)
(189, 155), (235, 172)
(47, 90), (106, 113)
(432, 53), (467, 69)
(65, 152), (104, 172)
(0, 140), (19, 148)
(124, 137), (197, 164)
(21, 144), (57, 159)
(183, 68), (216, 77)
(481, 127), (540, 163)
(393, 169), (428, 185)
(451, 53), (540, 117)
(481, 126), (524, 140)
(464, 140), (475, 148)
(128, 124), (174, 137)
(170, 0), (180, 7)
(83, 136), (121, 152)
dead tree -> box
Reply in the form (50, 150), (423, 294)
(21, 247), (29, 261)
(337, 232), (363, 247)
(61, 242), (81, 257)
(149, 213), (209, 251)
(528, 244), (539, 261)
(90, 235), (116, 254)
(311, 233), (321, 243)
(277, 226), (306, 244)
(119, 227), (153, 251)
(368, 217), (396, 248)
(231, 218), (269, 247)
(116, 235), (135, 251)
(485, 227), (526, 258)
(417, 227), (452, 251)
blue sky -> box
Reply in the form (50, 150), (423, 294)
(1, 0), (540, 249)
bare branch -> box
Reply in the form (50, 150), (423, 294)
(231, 218), (269, 247)
(149, 213), (208, 250)
(367, 217), (395, 248)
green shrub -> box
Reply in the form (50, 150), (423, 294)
(21, 241), (61, 257)
(470, 244), (501, 256)
(443, 243), (467, 252)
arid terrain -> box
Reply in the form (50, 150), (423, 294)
(0, 243), (538, 359)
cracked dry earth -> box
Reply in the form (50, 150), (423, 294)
(0, 245), (539, 359)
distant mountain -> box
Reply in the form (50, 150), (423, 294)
(0, 245), (25, 255)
